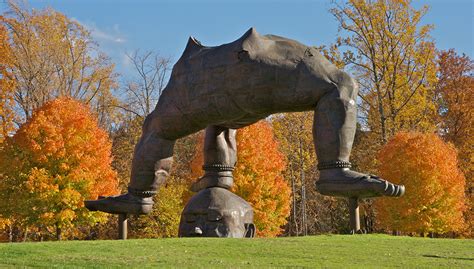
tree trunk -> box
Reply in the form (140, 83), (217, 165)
(290, 166), (299, 236)
(299, 139), (307, 236)
(301, 183), (307, 236)
(8, 225), (13, 242)
(56, 225), (62, 241)
(377, 90), (387, 143)
(23, 228), (28, 242)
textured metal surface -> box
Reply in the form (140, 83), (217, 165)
(179, 187), (255, 238)
(85, 28), (404, 216)
(129, 28), (356, 192)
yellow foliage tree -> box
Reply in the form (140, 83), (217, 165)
(375, 132), (466, 235)
(273, 112), (357, 235)
(128, 180), (187, 238)
(330, 0), (438, 143)
(272, 112), (315, 235)
(2, 1), (118, 126)
(0, 97), (118, 240)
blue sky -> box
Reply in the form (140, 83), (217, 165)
(1, 0), (472, 77)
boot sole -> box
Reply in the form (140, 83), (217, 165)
(316, 182), (380, 198)
(316, 181), (405, 198)
(85, 199), (153, 215)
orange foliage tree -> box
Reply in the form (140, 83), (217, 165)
(375, 132), (466, 235)
(190, 121), (291, 237)
(0, 19), (16, 241)
(435, 50), (473, 235)
(0, 97), (118, 240)
(0, 20), (15, 143)
(436, 49), (473, 175)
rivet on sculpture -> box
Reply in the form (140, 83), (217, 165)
(85, 28), (405, 237)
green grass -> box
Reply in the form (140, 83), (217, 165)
(0, 234), (472, 268)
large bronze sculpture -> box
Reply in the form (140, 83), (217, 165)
(85, 28), (404, 234)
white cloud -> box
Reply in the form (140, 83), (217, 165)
(71, 17), (127, 44)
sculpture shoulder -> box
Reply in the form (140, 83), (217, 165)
(170, 27), (331, 77)
(172, 28), (259, 72)
(253, 34), (312, 66)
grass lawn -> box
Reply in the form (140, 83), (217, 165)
(0, 234), (472, 268)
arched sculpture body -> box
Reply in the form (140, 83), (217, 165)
(86, 29), (404, 233)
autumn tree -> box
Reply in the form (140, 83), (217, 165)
(435, 50), (473, 176)
(1, 1), (118, 127)
(328, 1), (439, 229)
(233, 121), (291, 237)
(190, 121), (291, 237)
(375, 132), (466, 235)
(126, 180), (187, 238)
(0, 20), (15, 144)
(272, 112), (349, 235)
(273, 112), (314, 235)
(0, 97), (118, 241)
(330, 0), (437, 143)
(435, 49), (473, 236)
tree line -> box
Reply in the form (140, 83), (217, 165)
(0, 0), (472, 241)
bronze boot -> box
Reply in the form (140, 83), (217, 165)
(315, 165), (405, 198)
(85, 191), (154, 215)
(191, 126), (236, 192)
(85, 132), (175, 215)
(313, 76), (405, 198)
(190, 165), (234, 192)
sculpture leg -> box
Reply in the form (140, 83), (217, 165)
(181, 127), (255, 238)
(85, 112), (175, 214)
(313, 72), (405, 198)
(191, 125), (237, 192)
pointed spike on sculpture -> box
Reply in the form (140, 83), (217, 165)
(241, 27), (259, 40)
(239, 27), (267, 53)
(188, 36), (203, 47)
(183, 36), (204, 56)
(240, 27), (260, 43)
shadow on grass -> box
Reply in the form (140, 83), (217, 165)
(422, 254), (474, 261)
